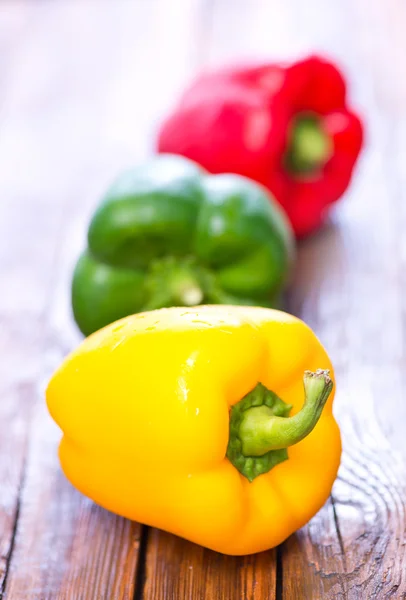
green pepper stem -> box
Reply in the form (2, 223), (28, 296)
(144, 277), (203, 310)
(144, 257), (206, 310)
(238, 369), (333, 456)
(287, 116), (333, 174)
(172, 275), (203, 306)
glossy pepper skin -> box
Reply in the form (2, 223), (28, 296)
(72, 154), (294, 336)
(157, 55), (364, 237)
(46, 305), (341, 555)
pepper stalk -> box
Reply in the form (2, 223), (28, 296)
(227, 369), (333, 481)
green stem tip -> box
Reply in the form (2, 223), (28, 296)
(286, 115), (333, 174)
(144, 256), (206, 310)
(226, 369), (333, 481)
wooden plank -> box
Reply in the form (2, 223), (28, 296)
(283, 0), (406, 596)
(141, 1), (314, 597)
(206, 0), (299, 66)
(143, 530), (276, 600)
(137, 0), (330, 590)
(123, 0), (279, 597)
(1, 0), (406, 598)
(138, 0), (310, 600)
(121, 0), (276, 597)
(195, 0), (406, 598)
(140, 1), (295, 597)
(0, 2), (70, 591)
(0, 0), (206, 597)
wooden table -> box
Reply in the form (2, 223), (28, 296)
(1, 0), (405, 598)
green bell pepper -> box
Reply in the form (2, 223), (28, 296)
(72, 155), (294, 336)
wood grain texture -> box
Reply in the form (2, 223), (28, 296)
(207, 0), (406, 598)
(0, 0), (207, 598)
(138, 3), (291, 596)
(142, 530), (276, 600)
(0, 5), (68, 594)
(285, 0), (406, 596)
(1, 0), (406, 598)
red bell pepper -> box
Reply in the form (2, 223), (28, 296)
(157, 55), (363, 237)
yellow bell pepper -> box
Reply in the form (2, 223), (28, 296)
(46, 306), (341, 555)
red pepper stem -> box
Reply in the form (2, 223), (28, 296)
(238, 369), (333, 456)
(288, 116), (333, 174)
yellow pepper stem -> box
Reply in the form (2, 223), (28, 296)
(226, 370), (333, 481)
(239, 370), (333, 456)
